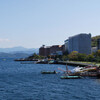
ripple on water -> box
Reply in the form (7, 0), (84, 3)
(0, 59), (100, 100)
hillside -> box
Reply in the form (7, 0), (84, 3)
(92, 35), (100, 47)
(0, 52), (31, 58)
(0, 46), (39, 54)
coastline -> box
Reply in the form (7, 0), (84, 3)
(50, 61), (96, 67)
(14, 58), (99, 67)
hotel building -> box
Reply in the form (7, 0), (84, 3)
(65, 33), (91, 54)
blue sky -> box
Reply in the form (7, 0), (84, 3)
(0, 0), (100, 48)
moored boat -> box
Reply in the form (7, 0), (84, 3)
(41, 71), (57, 74)
(60, 75), (81, 79)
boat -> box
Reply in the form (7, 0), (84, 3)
(72, 66), (83, 72)
(60, 75), (81, 79)
(41, 71), (57, 74)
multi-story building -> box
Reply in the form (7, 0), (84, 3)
(39, 45), (51, 56)
(65, 33), (91, 54)
(50, 45), (65, 55)
(39, 45), (65, 56)
(45, 46), (51, 56)
(97, 39), (100, 50)
(39, 45), (46, 56)
(91, 47), (97, 53)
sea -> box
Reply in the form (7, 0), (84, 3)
(0, 58), (100, 100)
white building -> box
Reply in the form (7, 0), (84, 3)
(65, 33), (91, 54)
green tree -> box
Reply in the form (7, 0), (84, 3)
(68, 51), (78, 61)
(96, 50), (100, 57)
(27, 53), (44, 60)
(86, 54), (94, 62)
(77, 53), (87, 61)
(62, 55), (68, 61)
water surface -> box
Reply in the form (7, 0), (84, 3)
(0, 58), (100, 100)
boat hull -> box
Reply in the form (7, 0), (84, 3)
(41, 71), (57, 74)
(60, 76), (81, 79)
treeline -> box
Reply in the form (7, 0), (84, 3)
(45, 50), (100, 62)
(27, 50), (100, 63)
(62, 50), (100, 62)
(26, 53), (45, 60)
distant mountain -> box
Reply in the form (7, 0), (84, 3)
(0, 46), (39, 58)
(0, 46), (39, 54)
(0, 52), (31, 58)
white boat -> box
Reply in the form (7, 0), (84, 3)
(72, 66), (83, 72)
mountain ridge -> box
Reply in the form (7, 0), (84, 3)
(0, 46), (39, 58)
(0, 46), (39, 54)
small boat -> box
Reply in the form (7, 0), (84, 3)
(60, 75), (81, 79)
(72, 66), (83, 72)
(41, 71), (57, 74)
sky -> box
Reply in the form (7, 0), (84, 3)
(0, 0), (100, 48)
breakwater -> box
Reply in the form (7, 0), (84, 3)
(51, 61), (94, 67)
(14, 58), (95, 67)
(60, 61), (94, 67)
(36, 60), (95, 67)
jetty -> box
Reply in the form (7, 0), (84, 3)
(14, 58), (96, 67)
(65, 61), (94, 67)
(36, 60), (95, 67)
(54, 61), (95, 67)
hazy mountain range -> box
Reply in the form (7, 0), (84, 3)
(0, 46), (39, 58)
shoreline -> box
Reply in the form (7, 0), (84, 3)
(51, 61), (95, 67)
(14, 58), (100, 67)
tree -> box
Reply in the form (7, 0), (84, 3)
(62, 55), (68, 61)
(27, 53), (45, 60)
(86, 54), (94, 62)
(96, 50), (100, 57)
(68, 51), (78, 61)
(77, 53), (87, 61)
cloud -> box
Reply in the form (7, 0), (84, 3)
(0, 38), (10, 42)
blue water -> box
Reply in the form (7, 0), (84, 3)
(0, 58), (100, 100)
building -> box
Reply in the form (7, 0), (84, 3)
(50, 45), (64, 55)
(39, 45), (65, 56)
(97, 39), (100, 50)
(65, 33), (91, 54)
(91, 47), (97, 53)
(45, 46), (51, 56)
(39, 45), (46, 56)
(39, 45), (51, 56)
